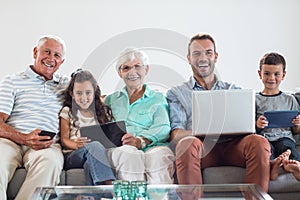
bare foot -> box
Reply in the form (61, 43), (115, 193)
(270, 149), (291, 180)
(270, 157), (282, 180)
(283, 159), (300, 181)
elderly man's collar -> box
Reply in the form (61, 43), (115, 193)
(26, 65), (60, 83)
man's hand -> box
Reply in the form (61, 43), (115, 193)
(24, 129), (55, 150)
(169, 129), (192, 143)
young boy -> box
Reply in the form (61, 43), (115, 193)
(256, 52), (300, 180)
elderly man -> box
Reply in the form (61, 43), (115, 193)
(0, 35), (69, 200)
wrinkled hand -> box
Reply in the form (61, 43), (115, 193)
(24, 129), (55, 150)
(74, 137), (90, 149)
(293, 115), (300, 127)
(121, 133), (139, 148)
(256, 115), (268, 129)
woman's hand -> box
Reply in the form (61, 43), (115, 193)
(121, 133), (139, 148)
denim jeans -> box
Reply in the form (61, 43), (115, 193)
(64, 141), (116, 185)
(269, 137), (300, 161)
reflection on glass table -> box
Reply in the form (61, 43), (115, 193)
(32, 184), (273, 200)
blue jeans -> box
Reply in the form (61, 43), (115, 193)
(269, 137), (300, 161)
(64, 141), (116, 185)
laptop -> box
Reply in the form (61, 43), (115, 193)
(192, 89), (255, 136)
(80, 121), (126, 148)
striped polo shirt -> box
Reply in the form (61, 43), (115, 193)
(0, 66), (69, 134)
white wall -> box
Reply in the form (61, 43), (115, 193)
(0, 0), (299, 94)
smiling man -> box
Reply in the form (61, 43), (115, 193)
(167, 33), (271, 194)
(0, 35), (69, 200)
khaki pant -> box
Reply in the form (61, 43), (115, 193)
(108, 145), (175, 184)
(0, 138), (63, 200)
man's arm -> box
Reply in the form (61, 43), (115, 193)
(0, 112), (54, 150)
(0, 112), (27, 144)
(169, 128), (192, 144)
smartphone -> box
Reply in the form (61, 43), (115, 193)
(39, 131), (56, 141)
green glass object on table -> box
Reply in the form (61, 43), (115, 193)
(131, 180), (148, 200)
(121, 180), (130, 200)
(113, 180), (130, 200)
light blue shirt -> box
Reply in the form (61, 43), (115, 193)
(166, 75), (241, 131)
(0, 65), (69, 134)
(105, 84), (171, 151)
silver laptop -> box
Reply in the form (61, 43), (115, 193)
(192, 89), (255, 136)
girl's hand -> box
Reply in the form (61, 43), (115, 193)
(256, 115), (268, 129)
(74, 137), (90, 149)
(292, 115), (300, 127)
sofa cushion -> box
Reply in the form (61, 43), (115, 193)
(65, 168), (86, 185)
(203, 166), (245, 184)
(8, 168), (66, 199)
(7, 168), (26, 199)
(202, 166), (300, 193)
(269, 170), (300, 193)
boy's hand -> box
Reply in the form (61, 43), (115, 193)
(292, 115), (300, 127)
(256, 115), (268, 129)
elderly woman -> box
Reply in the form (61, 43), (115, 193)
(105, 48), (175, 184)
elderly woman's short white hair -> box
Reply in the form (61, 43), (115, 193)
(116, 48), (149, 71)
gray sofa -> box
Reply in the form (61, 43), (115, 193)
(7, 93), (300, 199)
(7, 160), (300, 199)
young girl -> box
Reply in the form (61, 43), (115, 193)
(59, 69), (116, 185)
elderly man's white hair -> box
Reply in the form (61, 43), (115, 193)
(36, 35), (67, 59)
(116, 48), (149, 71)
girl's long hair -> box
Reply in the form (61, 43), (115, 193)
(62, 69), (114, 128)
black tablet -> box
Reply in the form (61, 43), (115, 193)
(264, 110), (299, 128)
(80, 121), (126, 148)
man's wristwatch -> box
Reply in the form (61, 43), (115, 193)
(137, 136), (147, 149)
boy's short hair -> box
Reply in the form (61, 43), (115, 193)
(259, 52), (286, 71)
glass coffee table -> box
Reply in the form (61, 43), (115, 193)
(32, 184), (273, 200)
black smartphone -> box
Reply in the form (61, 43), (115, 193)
(39, 131), (56, 141)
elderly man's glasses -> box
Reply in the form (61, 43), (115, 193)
(119, 64), (144, 72)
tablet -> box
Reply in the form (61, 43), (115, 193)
(264, 110), (299, 128)
(80, 121), (126, 148)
